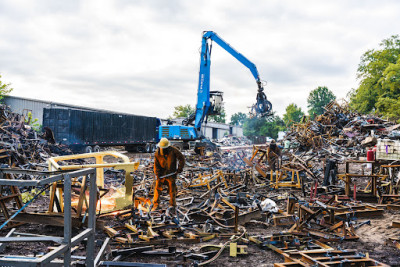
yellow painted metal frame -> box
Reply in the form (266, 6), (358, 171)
(269, 168), (303, 189)
(189, 170), (228, 189)
(47, 151), (139, 212)
(48, 151), (139, 188)
(337, 173), (388, 197)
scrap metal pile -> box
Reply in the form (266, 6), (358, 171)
(0, 105), (71, 169)
(0, 101), (399, 266)
(286, 101), (400, 158)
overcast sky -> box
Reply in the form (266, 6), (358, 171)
(0, 0), (399, 121)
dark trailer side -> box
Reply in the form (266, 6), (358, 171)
(43, 108), (160, 153)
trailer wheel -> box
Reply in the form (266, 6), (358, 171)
(84, 146), (93, 153)
(93, 145), (101, 153)
(145, 143), (151, 153)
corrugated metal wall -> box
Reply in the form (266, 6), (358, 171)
(231, 125), (243, 137)
(3, 96), (129, 125)
(201, 123), (243, 140)
(3, 97), (52, 125)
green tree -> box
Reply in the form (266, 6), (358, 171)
(243, 113), (285, 139)
(25, 112), (42, 132)
(307, 86), (336, 118)
(375, 96), (400, 121)
(230, 112), (247, 126)
(0, 75), (13, 102)
(283, 103), (305, 127)
(350, 35), (400, 113)
(379, 58), (400, 96)
(170, 104), (195, 118)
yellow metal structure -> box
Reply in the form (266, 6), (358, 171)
(48, 151), (139, 188)
(189, 170), (228, 189)
(48, 151), (139, 212)
(337, 173), (388, 197)
(269, 166), (303, 189)
(229, 242), (248, 257)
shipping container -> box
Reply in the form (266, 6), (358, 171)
(43, 108), (160, 152)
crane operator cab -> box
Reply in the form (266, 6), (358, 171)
(208, 91), (224, 115)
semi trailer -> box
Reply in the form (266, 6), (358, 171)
(43, 108), (160, 153)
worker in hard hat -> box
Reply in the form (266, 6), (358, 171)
(152, 138), (185, 211)
(266, 139), (281, 171)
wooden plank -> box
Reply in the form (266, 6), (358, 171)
(392, 221), (400, 228)
(105, 227), (118, 237)
(76, 175), (87, 217)
(299, 205), (315, 215)
(329, 221), (343, 231)
(221, 198), (236, 210)
(115, 237), (128, 243)
(125, 223), (138, 233)
(0, 193), (20, 202)
(242, 157), (254, 167)
(48, 182), (58, 212)
(255, 163), (267, 178)
(13, 212), (105, 229)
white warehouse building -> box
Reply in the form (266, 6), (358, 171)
(201, 122), (243, 140)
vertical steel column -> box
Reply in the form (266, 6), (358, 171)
(63, 174), (71, 266)
(86, 172), (97, 267)
(234, 206), (239, 233)
(125, 172), (133, 199)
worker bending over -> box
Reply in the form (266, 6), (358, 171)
(153, 138), (185, 210)
(267, 139), (281, 171)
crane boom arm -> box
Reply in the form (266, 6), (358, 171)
(204, 31), (261, 83)
(194, 31), (271, 130)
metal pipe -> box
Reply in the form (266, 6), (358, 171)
(87, 172), (97, 267)
(63, 174), (72, 267)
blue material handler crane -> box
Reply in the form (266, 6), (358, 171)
(159, 31), (272, 151)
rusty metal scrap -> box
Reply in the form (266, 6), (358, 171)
(0, 104), (72, 169)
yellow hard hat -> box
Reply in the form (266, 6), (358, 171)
(157, 138), (170, 149)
